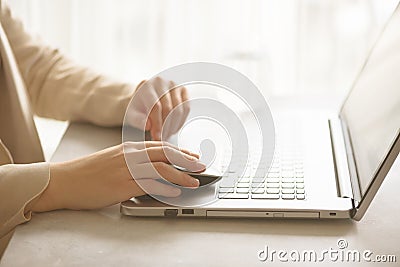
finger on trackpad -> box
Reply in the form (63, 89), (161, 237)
(174, 165), (222, 186)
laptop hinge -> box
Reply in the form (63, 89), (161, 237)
(338, 118), (362, 203)
(329, 119), (353, 199)
(329, 118), (361, 204)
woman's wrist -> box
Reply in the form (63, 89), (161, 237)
(28, 162), (66, 212)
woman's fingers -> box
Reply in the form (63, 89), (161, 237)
(131, 77), (190, 141)
(168, 84), (186, 136)
(127, 143), (205, 172)
(150, 78), (190, 140)
(145, 146), (205, 172)
(180, 86), (191, 123)
(128, 141), (200, 159)
(148, 101), (162, 140)
(158, 92), (173, 124)
(148, 142), (199, 158)
(148, 77), (170, 140)
(155, 80), (173, 139)
(132, 162), (200, 188)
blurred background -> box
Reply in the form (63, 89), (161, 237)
(6, 0), (399, 158)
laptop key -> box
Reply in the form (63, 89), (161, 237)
(266, 188), (280, 194)
(218, 193), (249, 199)
(251, 188), (265, 194)
(252, 177), (266, 183)
(251, 194), (280, 199)
(296, 183), (305, 189)
(265, 178), (280, 183)
(296, 189), (305, 194)
(237, 178), (251, 183)
(281, 183), (295, 189)
(253, 172), (267, 178)
(282, 189), (295, 194)
(296, 194), (306, 200)
(251, 182), (265, 188)
(219, 188), (234, 193)
(282, 194), (295, 200)
(266, 182), (280, 188)
(236, 188), (250, 194)
(236, 183), (250, 188)
(281, 171), (294, 178)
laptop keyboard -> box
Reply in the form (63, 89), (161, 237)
(217, 158), (305, 200)
(217, 135), (306, 200)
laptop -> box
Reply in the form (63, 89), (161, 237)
(120, 3), (400, 220)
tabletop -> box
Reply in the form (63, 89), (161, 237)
(1, 120), (399, 267)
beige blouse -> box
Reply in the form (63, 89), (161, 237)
(0, 0), (133, 257)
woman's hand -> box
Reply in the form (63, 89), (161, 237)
(29, 142), (205, 212)
(126, 77), (190, 141)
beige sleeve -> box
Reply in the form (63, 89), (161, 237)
(0, 2), (134, 126)
(0, 163), (49, 240)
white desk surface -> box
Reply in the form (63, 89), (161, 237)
(1, 120), (400, 267)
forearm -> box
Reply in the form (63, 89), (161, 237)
(30, 60), (134, 126)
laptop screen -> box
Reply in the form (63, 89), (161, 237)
(340, 4), (400, 197)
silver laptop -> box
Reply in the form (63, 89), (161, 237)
(121, 4), (400, 220)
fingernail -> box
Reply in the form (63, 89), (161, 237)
(194, 161), (206, 171)
(191, 178), (200, 187)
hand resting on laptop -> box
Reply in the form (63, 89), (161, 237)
(27, 142), (206, 212)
